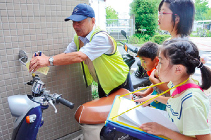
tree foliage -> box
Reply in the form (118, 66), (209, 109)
(195, 0), (210, 20)
(106, 6), (118, 25)
(106, 6), (118, 19)
(130, 0), (159, 36)
(204, 8), (211, 20)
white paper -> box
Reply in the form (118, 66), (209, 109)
(117, 97), (179, 132)
(117, 98), (140, 126)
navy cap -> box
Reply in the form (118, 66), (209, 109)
(65, 3), (95, 22)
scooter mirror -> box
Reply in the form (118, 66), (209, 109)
(121, 30), (127, 38)
(19, 50), (28, 64)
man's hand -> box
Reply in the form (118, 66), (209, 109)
(29, 53), (50, 72)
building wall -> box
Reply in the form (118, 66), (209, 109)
(0, 0), (92, 140)
(90, 0), (106, 30)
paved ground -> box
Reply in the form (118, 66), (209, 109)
(189, 37), (211, 51)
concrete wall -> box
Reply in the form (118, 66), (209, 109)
(0, 0), (92, 139)
(90, 0), (106, 30)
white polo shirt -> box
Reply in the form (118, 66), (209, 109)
(64, 26), (114, 61)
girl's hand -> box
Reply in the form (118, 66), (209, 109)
(154, 69), (158, 78)
(139, 122), (167, 136)
(134, 95), (156, 106)
(150, 69), (157, 78)
(149, 69), (160, 84)
(133, 92), (146, 97)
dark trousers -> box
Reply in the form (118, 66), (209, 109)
(98, 73), (134, 98)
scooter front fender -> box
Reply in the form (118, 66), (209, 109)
(8, 95), (42, 140)
(11, 106), (42, 140)
(8, 95), (40, 128)
(8, 95), (39, 118)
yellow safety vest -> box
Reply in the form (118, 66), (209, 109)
(74, 27), (129, 94)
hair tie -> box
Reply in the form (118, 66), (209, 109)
(197, 62), (203, 69)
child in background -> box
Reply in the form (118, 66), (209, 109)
(136, 39), (211, 140)
(134, 42), (169, 110)
(158, 0), (195, 39)
(158, 0), (207, 64)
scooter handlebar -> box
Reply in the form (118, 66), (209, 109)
(126, 43), (139, 53)
(120, 41), (124, 45)
(120, 41), (138, 54)
(56, 97), (74, 109)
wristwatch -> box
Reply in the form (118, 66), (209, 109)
(49, 57), (54, 66)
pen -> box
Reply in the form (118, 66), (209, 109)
(32, 51), (42, 73)
(38, 51), (42, 56)
(35, 51), (42, 56)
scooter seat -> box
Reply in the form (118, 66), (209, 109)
(74, 88), (130, 124)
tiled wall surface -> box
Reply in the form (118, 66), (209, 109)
(0, 0), (92, 139)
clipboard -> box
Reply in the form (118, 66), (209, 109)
(105, 95), (170, 140)
(105, 78), (190, 140)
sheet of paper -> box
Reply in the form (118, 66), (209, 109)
(118, 97), (152, 126)
(117, 116), (138, 127)
(25, 61), (49, 75)
(117, 97), (140, 126)
(117, 97), (179, 132)
(136, 106), (179, 132)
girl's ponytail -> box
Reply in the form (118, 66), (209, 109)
(198, 63), (211, 90)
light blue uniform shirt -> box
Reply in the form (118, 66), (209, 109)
(64, 26), (114, 61)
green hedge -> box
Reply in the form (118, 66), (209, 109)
(128, 36), (144, 44)
(128, 34), (152, 44)
(153, 34), (171, 44)
(126, 34), (171, 45)
(92, 81), (99, 99)
(206, 30), (211, 37)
